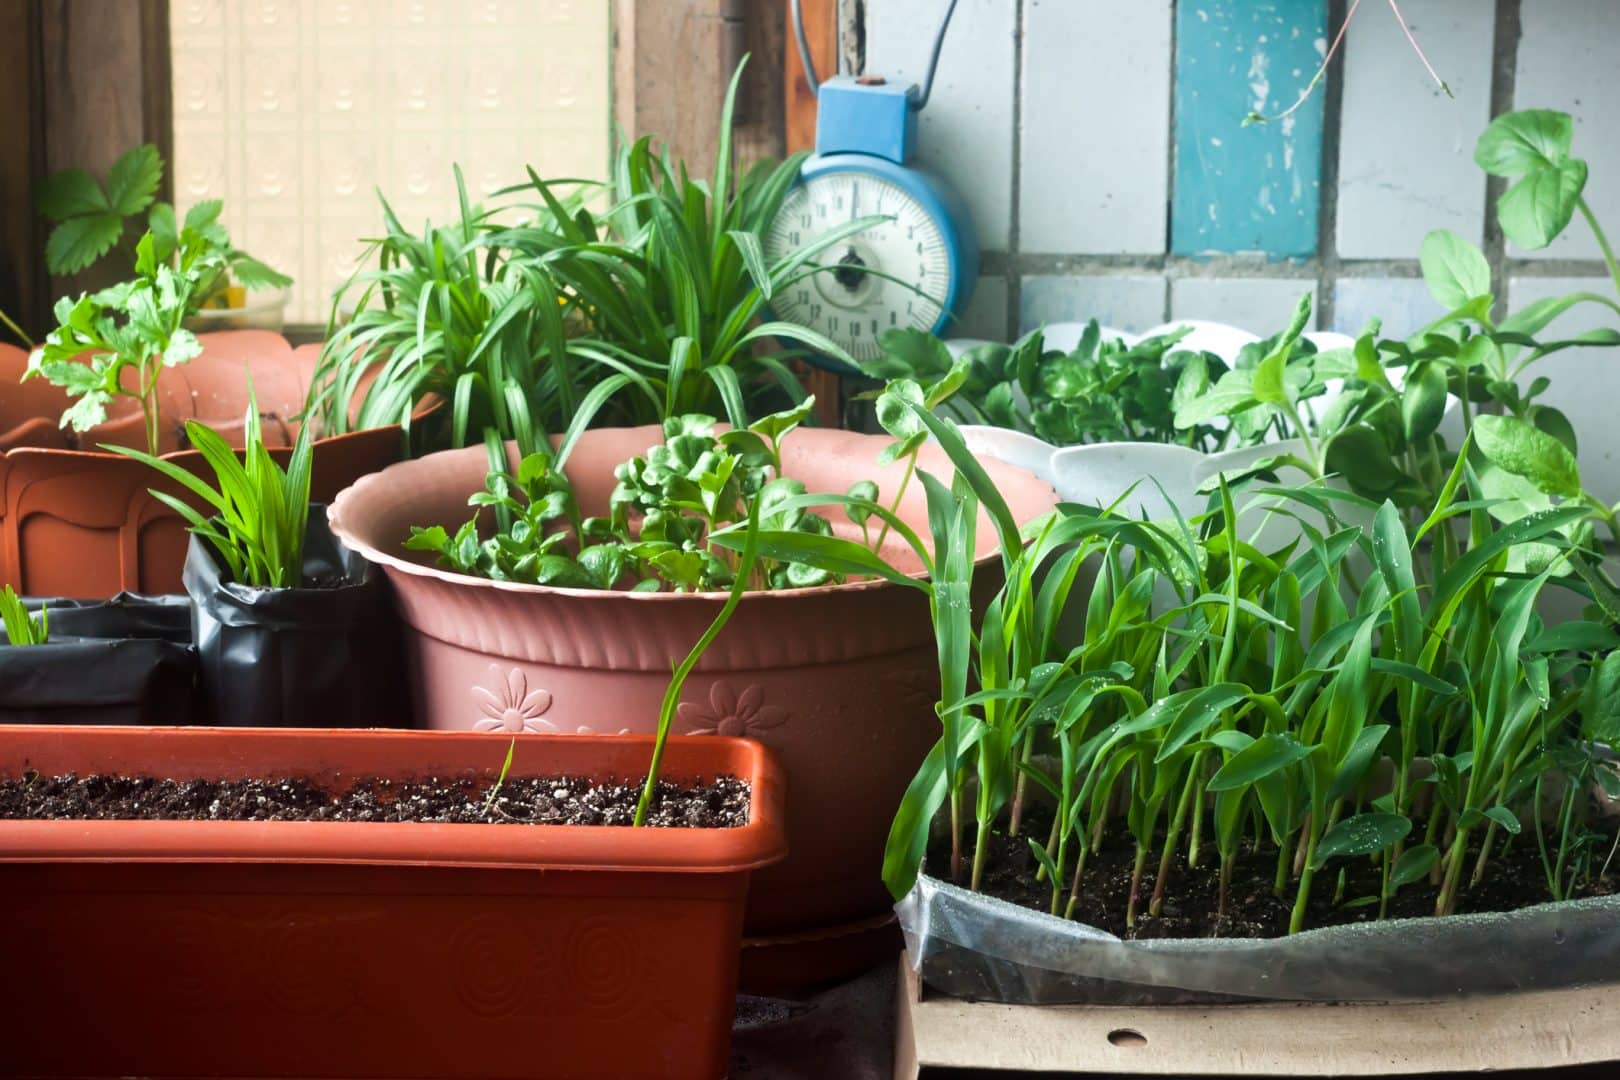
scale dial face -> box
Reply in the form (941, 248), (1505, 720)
(765, 169), (953, 366)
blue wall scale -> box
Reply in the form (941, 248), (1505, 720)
(768, 0), (977, 372)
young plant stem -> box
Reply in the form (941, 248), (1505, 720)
(970, 817), (991, 892)
(1424, 806), (1449, 886)
(1126, 845), (1149, 930)
(1435, 829), (1471, 916)
(1274, 837), (1292, 897)
(0, 309), (34, 349)
(1151, 765), (1200, 917)
(1008, 732), (1034, 838)
(140, 362), (161, 456)
(632, 501), (761, 826)
(1578, 197), (1620, 300)
(1036, 812), (1062, 883)
(872, 452), (918, 554)
(1218, 851), (1235, 922)
(1289, 825), (1322, 934)
(1471, 820), (1500, 886)
(1064, 845), (1089, 919)
(1187, 751), (1207, 869)
(949, 782), (964, 884)
(1247, 0), (1362, 125)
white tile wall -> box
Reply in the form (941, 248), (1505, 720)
(1335, 0), (1495, 258)
(1331, 276), (1444, 338)
(1512, 0), (1620, 262)
(1018, 0), (1171, 255)
(1507, 276), (1620, 504)
(1019, 274), (1167, 334)
(949, 274), (1010, 341)
(865, 0), (1017, 252)
(1170, 277), (1318, 334)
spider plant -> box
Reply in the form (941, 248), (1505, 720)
(496, 58), (882, 426)
(107, 394), (314, 589)
(314, 58), (885, 450)
(308, 167), (605, 452)
(0, 587), (47, 646)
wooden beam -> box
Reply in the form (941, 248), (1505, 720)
(37, 0), (174, 305)
(614, 0), (784, 172)
(784, 0), (835, 153)
(783, 0), (842, 424)
(0, 2), (47, 342)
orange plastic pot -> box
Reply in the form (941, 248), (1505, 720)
(328, 427), (1058, 985)
(0, 333), (418, 595)
(0, 725), (785, 1080)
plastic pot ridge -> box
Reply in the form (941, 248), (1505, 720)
(0, 726), (785, 1080)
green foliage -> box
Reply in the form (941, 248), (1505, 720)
(0, 587), (47, 646)
(36, 144), (290, 296)
(766, 393), (1615, 929)
(406, 400), (840, 593)
(25, 232), (212, 454)
(1475, 110), (1589, 251)
(24, 174), (294, 455)
(38, 144), (163, 274)
(106, 396), (314, 589)
(314, 57), (872, 450)
(872, 297), (1340, 461)
(634, 499), (764, 827)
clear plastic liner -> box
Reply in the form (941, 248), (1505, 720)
(899, 872), (1620, 1005)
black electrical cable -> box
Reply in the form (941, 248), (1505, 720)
(791, 0), (958, 111)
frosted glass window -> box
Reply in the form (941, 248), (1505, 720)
(171, 0), (612, 324)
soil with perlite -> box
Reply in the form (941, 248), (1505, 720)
(0, 771), (750, 828)
(943, 810), (1618, 939)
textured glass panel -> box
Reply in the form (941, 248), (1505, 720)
(171, 0), (611, 324)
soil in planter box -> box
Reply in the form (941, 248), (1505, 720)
(0, 771), (750, 828)
(945, 810), (1618, 939)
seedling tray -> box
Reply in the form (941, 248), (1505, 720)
(893, 952), (1620, 1077)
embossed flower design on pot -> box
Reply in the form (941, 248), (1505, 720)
(679, 682), (788, 739)
(473, 667), (555, 734)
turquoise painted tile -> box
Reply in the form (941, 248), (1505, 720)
(1172, 0), (1327, 258)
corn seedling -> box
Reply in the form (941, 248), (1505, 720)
(0, 588), (47, 646)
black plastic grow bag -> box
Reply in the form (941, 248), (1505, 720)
(183, 505), (407, 728)
(900, 872), (1620, 1005)
(0, 594), (197, 725)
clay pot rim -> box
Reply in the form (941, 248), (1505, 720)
(327, 441), (1006, 604)
(0, 726), (789, 874)
(0, 423), (409, 464)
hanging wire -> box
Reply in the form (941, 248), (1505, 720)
(791, 0), (959, 111)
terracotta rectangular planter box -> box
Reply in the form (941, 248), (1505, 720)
(892, 953), (1620, 1077)
(0, 726), (786, 1080)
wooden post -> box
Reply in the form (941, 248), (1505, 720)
(0, 0), (173, 339)
(0, 3), (47, 343)
(614, 0), (783, 170)
(783, 0), (842, 426)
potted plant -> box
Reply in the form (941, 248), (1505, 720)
(769, 390), (1620, 1071)
(109, 402), (403, 728)
(2, 252), (418, 595)
(0, 721), (783, 1078)
(0, 512), (784, 1078)
(310, 59), (880, 452)
(0, 587), (196, 726)
(873, 300), (1369, 522)
(327, 397), (1057, 982)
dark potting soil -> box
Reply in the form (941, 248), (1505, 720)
(0, 771), (750, 828)
(945, 812), (1618, 939)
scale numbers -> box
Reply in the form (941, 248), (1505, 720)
(766, 171), (951, 365)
